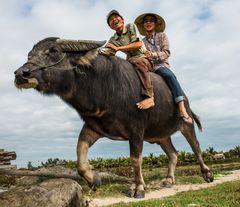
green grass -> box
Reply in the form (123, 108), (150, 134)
(82, 164), (239, 198)
(95, 167), (201, 197)
(109, 180), (240, 207)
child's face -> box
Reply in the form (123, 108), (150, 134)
(108, 14), (124, 32)
(143, 16), (156, 33)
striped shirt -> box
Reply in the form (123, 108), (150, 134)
(143, 32), (170, 70)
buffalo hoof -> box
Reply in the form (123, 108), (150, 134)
(88, 174), (102, 190)
(161, 180), (173, 188)
(160, 177), (174, 188)
(93, 174), (102, 187)
(203, 171), (214, 183)
(127, 189), (135, 198)
(134, 191), (145, 199)
(127, 190), (145, 198)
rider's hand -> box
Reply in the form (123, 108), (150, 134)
(144, 50), (152, 58)
(106, 43), (118, 51)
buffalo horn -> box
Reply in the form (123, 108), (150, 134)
(57, 39), (106, 52)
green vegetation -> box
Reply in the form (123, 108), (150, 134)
(86, 162), (240, 198)
(87, 146), (240, 170)
(109, 180), (240, 207)
(1, 146), (239, 206)
(21, 146), (240, 199)
(80, 146), (239, 198)
(36, 146), (240, 171)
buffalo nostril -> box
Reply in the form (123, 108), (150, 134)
(22, 68), (31, 77)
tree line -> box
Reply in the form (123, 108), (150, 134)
(27, 146), (240, 170)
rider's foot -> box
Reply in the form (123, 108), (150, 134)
(180, 115), (193, 124)
(136, 97), (155, 110)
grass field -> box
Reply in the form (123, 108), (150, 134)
(83, 162), (240, 198)
(1, 151), (239, 206)
(109, 180), (240, 207)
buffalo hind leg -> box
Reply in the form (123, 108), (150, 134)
(77, 124), (102, 187)
(181, 125), (214, 182)
(158, 137), (178, 187)
(128, 137), (145, 198)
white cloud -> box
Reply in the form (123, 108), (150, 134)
(1, 0), (240, 167)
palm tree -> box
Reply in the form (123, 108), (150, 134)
(178, 151), (187, 164)
(234, 146), (240, 156)
(205, 147), (215, 155)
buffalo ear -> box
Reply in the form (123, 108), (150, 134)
(56, 39), (106, 52)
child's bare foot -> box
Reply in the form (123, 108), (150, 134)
(136, 97), (155, 110)
(180, 115), (193, 124)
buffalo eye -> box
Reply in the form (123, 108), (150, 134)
(49, 47), (59, 54)
(44, 49), (50, 55)
(44, 47), (59, 56)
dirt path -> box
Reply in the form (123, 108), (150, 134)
(89, 170), (240, 207)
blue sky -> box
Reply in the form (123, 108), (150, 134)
(0, 0), (240, 167)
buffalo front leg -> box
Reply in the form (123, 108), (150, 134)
(128, 138), (145, 198)
(77, 125), (102, 187)
(181, 125), (214, 183)
(158, 137), (178, 187)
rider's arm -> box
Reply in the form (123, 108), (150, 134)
(106, 41), (142, 52)
(152, 33), (170, 61)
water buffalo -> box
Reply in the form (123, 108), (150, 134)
(14, 37), (213, 198)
